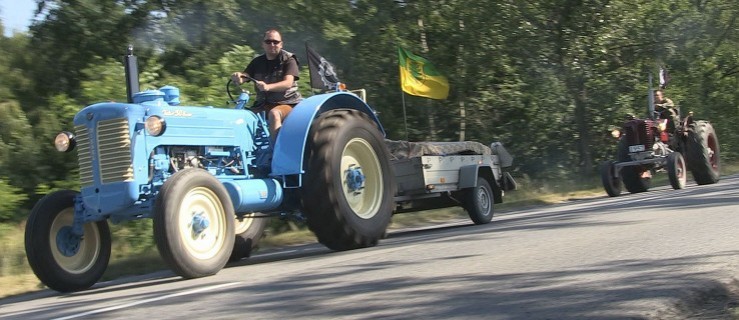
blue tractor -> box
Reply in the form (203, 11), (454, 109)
(24, 48), (396, 292)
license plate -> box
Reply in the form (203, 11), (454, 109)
(629, 145), (645, 152)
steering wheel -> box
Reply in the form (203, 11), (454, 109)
(226, 79), (251, 110)
(226, 78), (238, 102)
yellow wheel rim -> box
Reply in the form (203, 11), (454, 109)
(178, 187), (227, 260)
(49, 208), (101, 274)
(341, 138), (383, 219)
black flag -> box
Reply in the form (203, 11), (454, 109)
(306, 44), (340, 91)
(659, 67), (671, 89)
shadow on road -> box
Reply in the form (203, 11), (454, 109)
(213, 250), (739, 319)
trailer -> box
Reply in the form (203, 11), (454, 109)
(388, 140), (517, 224)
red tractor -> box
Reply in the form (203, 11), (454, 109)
(600, 96), (720, 197)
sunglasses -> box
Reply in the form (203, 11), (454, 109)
(263, 39), (282, 45)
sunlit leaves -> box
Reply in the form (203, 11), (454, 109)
(0, 178), (26, 221)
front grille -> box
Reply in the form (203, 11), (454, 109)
(75, 125), (93, 187)
(624, 120), (654, 151)
(75, 118), (133, 187)
(97, 119), (134, 183)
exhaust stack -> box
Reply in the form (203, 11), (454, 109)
(124, 45), (139, 103)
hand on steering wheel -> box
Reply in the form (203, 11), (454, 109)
(254, 80), (269, 92)
(231, 72), (257, 85)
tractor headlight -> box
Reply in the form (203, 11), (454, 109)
(54, 131), (76, 152)
(145, 116), (166, 136)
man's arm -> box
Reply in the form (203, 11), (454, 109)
(232, 72), (291, 92)
(260, 75), (295, 92)
(231, 72), (252, 85)
(260, 57), (300, 92)
(231, 57), (258, 86)
(656, 98), (675, 108)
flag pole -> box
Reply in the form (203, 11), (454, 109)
(305, 42), (316, 96)
(398, 46), (409, 141)
(401, 91), (409, 141)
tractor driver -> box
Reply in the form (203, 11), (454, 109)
(231, 29), (303, 141)
(654, 89), (679, 128)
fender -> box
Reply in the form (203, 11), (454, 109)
(271, 92), (384, 179)
(458, 165), (481, 189)
(458, 164), (503, 204)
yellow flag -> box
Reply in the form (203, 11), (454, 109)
(398, 47), (449, 100)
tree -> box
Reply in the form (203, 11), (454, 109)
(0, 101), (41, 200)
(0, 178), (27, 222)
(8, 0), (739, 189)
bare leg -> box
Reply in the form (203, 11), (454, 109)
(267, 105), (293, 144)
(268, 108), (283, 140)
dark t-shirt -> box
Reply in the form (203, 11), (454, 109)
(244, 50), (302, 106)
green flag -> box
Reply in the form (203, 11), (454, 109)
(398, 47), (449, 100)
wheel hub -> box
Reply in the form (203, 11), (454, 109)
(191, 212), (210, 235)
(477, 189), (490, 210)
(345, 165), (366, 193)
(56, 226), (82, 257)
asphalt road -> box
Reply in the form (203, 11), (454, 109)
(2, 175), (738, 319)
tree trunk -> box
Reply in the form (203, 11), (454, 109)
(573, 81), (593, 175)
(418, 18), (436, 140)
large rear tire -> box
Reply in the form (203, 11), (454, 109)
(24, 190), (111, 292)
(301, 109), (395, 251)
(228, 213), (267, 262)
(154, 169), (235, 278)
(617, 138), (650, 193)
(686, 120), (720, 185)
(666, 152), (687, 190)
(600, 160), (622, 197)
(463, 177), (494, 224)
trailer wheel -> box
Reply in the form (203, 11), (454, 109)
(686, 120), (720, 185)
(228, 213), (267, 262)
(302, 109), (395, 251)
(600, 160), (622, 197)
(154, 169), (235, 278)
(666, 152), (687, 190)
(463, 177), (494, 224)
(24, 190), (111, 292)
(617, 138), (650, 193)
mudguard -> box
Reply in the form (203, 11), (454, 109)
(458, 165), (482, 189)
(458, 164), (504, 204)
(271, 92), (384, 179)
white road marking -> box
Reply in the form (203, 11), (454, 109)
(52, 282), (241, 320)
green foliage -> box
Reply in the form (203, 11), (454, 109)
(0, 101), (42, 195)
(0, 0), (733, 214)
(0, 179), (27, 222)
(0, 222), (29, 277)
(80, 56), (129, 104)
(110, 219), (157, 259)
(0, 34), (30, 101)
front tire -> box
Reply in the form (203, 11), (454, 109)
(617, 138), (650, 193)
(666, 152), (687, 190)
(686, 120), (720, 185)
(600, 160), (622, 197)
(24, 190), (111, 292)
(154, 169), (235, 278)
(301, 109), (395, 251)
(463, 177), (494, 224)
